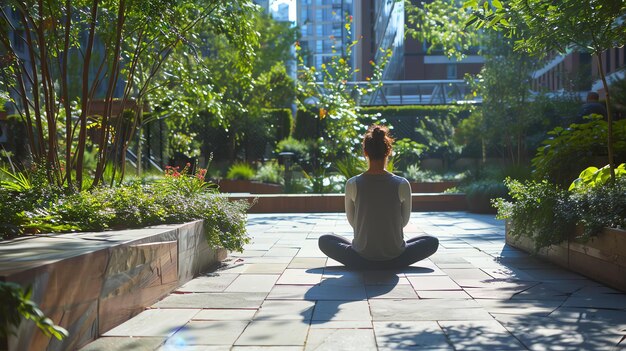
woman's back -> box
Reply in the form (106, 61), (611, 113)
(347, 173), (411, 260)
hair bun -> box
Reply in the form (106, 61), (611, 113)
(372, 127), (385, 138)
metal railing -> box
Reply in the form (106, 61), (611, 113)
(345, 80), (482, 106)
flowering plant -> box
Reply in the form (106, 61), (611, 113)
(162, 163), (215, 197)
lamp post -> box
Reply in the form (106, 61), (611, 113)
(279, 151), (294, 193)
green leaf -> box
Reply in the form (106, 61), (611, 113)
(466, 15), (478, 27)
(463, 0), (479, 9)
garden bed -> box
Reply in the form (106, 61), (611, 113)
(0, 220), (225, 351)
(505, 224), (626, 292)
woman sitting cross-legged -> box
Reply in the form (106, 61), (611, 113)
(318, 124), (439, 270)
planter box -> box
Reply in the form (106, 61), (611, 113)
(506, 224), (626, 292)
(217, 179), (282, 194)
(0, 221), (226, 351)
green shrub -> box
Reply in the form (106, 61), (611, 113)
(335, 157), (366, 179)
(262, 108), (293, 143)
(532, 117), (626, 186)
(254, 160), (283, 184)
(393, 138), (426, 171)
(569, 177), (626, 240)
(414, 112), (465, 167)
(226, 162), (256, 180)
(38, 190), (113, 231)
(569, 163), (626, 191)
(494, 178), (574, 251)
(403, 166), (467, 182)
(496, 175), (626, 251)
(302, 169), (345, 194)
(0, 167), (251, 252)
(275, 137), (313, 169)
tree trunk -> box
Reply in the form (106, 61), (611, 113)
(77, 0), (99, 189)
(136, 102), (144, 176)
(61, 0), (73, 190)
(595, 53), (615, 181)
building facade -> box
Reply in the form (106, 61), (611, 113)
(532, 48), (626, 97)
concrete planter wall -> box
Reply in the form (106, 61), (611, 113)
(505, 223), (626, 292)
(217, 179), (282, 194)
(0, 221), (226, 351)
(228, 193), (467, 213)
(409, 181), (459, 193)
(217, 180), (457, 195)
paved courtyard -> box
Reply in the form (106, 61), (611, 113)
(82, 212), (626, 350)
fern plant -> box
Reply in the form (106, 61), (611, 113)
(226, 163), (255, 180)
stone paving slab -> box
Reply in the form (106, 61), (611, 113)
(103, 309), (200, 337)
(373, 321), (452, 350)
(168, 321), (249, 345)
(81, 212), (626, 350)
(304, 328), (377, 351)
(81, 337), (164, 351)
(153, 292), (267, 309)
(234, 320), (310, 346)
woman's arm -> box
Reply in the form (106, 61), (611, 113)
(345, 178), (357, 227)
(399, 179), (412, 227)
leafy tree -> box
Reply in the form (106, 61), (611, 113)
(464, 32), (539, 164)
(296, 15), (390, 170)
(464, 0), (626, 179)
(405, 0), (482, 59)
(253, 63), (295, 109)
(0, 0), (258, 189)
(166, 11), (297, 165)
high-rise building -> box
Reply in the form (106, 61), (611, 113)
(296, 0), (354, 78)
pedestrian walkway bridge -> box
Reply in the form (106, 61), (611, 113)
(350, 80), (481, 106)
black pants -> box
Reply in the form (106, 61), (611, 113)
(318, 234), (439, 270)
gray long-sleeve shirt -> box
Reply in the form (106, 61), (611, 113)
(345, 173), (412, 260)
